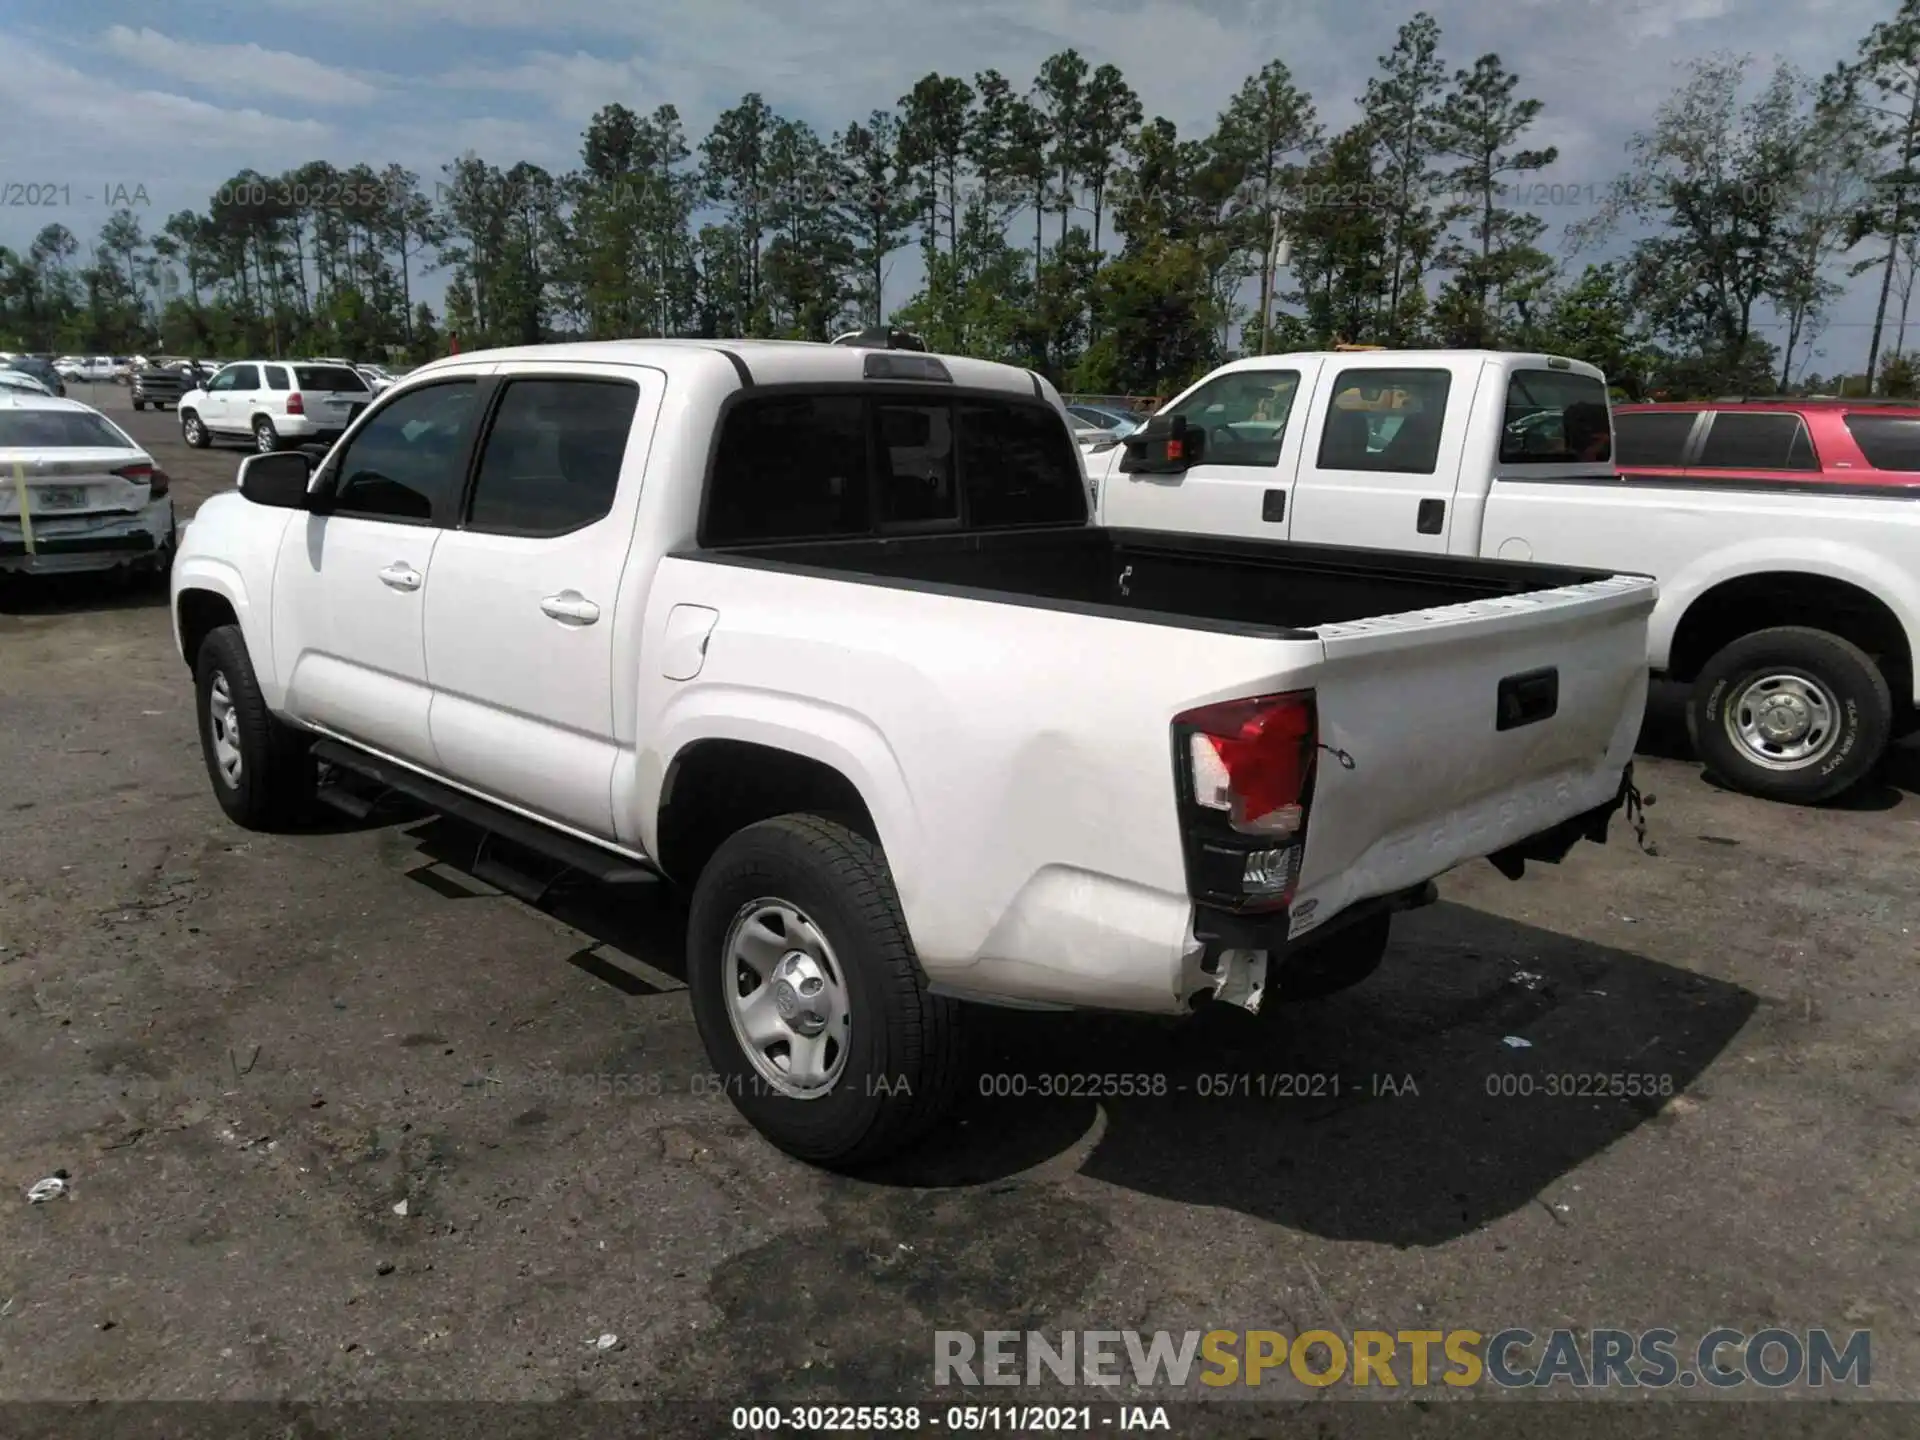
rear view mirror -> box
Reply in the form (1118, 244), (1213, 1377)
(1120, 414), (1206, 475)
(237, 450), (313, 509)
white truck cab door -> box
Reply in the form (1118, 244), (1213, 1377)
(273, 377), (485, 766)
(1102, 361), (1321, 539)
(422, 363), (665, 839)
(1286, 361), (1480, 553)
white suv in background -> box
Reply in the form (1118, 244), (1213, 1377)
(178, 361), (374, 454)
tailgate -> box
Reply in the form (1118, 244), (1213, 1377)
(1286, 571), (1655, 939)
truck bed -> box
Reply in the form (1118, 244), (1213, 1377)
(688, 523), (1625, 635)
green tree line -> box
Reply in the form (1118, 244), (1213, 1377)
(8, 6), (1920, 398)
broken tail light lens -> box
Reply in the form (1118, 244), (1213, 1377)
(113, 463), (167, 498)
(1177, 691), (1316, 838)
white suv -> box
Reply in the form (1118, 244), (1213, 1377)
(179, 361), (373, 453)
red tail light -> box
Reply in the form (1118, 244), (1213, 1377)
(1172, 691), (1318, 913)
(1176, 692), (1315, 837)
(287, 391), (305, 415)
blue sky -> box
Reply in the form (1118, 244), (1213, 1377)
(0, 0), (1899, 371)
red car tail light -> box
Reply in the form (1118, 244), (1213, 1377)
(287, 391), (305, 415)
(1172, 691), (1319, 913)
(112, 462), (167, 498)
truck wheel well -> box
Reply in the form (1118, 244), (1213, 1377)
(656, 740), (878, 889)
(176, 589), (238, 671)
(1667, 573), (1912, 695)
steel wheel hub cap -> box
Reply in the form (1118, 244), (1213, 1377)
(208, 672), (243, 788)
(722, 900), (851, 1099)
(1727, 671), (1837, 770)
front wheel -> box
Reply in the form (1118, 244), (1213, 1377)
(686, 814), (964, 1169)
(1687, 626), (1893, 805)
(180, 410), (210, 449)
(193, 624), (316, 830)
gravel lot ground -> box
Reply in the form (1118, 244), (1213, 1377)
(2, 381), (1917, 1430)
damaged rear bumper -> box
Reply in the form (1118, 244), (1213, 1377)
(1, 498), (176, 576)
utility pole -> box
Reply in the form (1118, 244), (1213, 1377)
(1261, 214), (1292, 355)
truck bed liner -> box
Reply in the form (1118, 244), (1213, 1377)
(689, 524), (1623, 636)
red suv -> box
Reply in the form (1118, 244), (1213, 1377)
(1612, 398), (1920, 490)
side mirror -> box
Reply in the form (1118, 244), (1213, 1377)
(237, 450), (313, 509)
(1119, 414), (1206, 475)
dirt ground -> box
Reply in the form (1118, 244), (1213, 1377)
(1, 382), (1917, 1430)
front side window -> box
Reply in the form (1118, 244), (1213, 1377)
(207, 369), (237, 393)
(465, 378), (639, 536)
(227, 364), (260, 391)
(1162, 369), (1301, 467)
(1501, 370), (1612, 463)
(328, 380), (478, 523)
(1316, 368), (1452, 474)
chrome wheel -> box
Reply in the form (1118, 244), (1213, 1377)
(182, 415), (203, 446)
(207, 671), (243, 789)
(254, 421), (276, 453)
(1725, 670), (1838, 771)
(722, 899), (851, 1099)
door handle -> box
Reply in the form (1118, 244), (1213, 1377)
(540, 591), (601, 625)
(1417, 498), (1446, 534)
(378, 562), (422, 591)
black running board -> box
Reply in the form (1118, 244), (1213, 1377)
(309, 739), (660, 889)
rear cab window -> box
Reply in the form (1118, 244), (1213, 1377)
(1501, 369), (1612, 464)
(1842, 414), (1920, 472)
(702, 389), (1085, 546)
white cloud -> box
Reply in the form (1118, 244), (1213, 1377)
(435, 51), (654, 125)
(101, 25), (378, 106)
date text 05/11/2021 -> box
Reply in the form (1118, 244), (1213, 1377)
(730, 1405), (1172, 1432)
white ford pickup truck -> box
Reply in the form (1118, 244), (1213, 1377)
(170, 337), (1655, 1167)
(1092, 351), (1920, 804)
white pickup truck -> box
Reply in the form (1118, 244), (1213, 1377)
(170, 337), (1655, 1167)
(1092, 351), (1920, 804)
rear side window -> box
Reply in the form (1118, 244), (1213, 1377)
(296, 365), (370, 393)
(1694, 412), (1818, 471)
(465, 379), (640, 536)
(706, 395), (871, 544)
(1613, 412), (1696, 466)
(265, 366), (290, 391)
(959, 402), (1086, 526)
(1842, 414), (1920, 472)
(1316, 368), (1451, 474)
(1501, 370), (1612, 463)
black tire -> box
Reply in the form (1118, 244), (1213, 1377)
(132, 398), (146, 412)
(253, 417), (281, 453)
(192, 624), (316, 831)
(1687, 626), (1893, 805)
(1270, 911), (1393, 1003)
(686, 814), (964, 1169)
(180, 410), (210, 449)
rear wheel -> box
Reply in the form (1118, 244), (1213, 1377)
(193, 624), (315, 831)
(180, 410), (209, 449)
(686, 814), (964, 1169)
(1687, 626), (1892, 805)
(253, 417), (280, 453)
